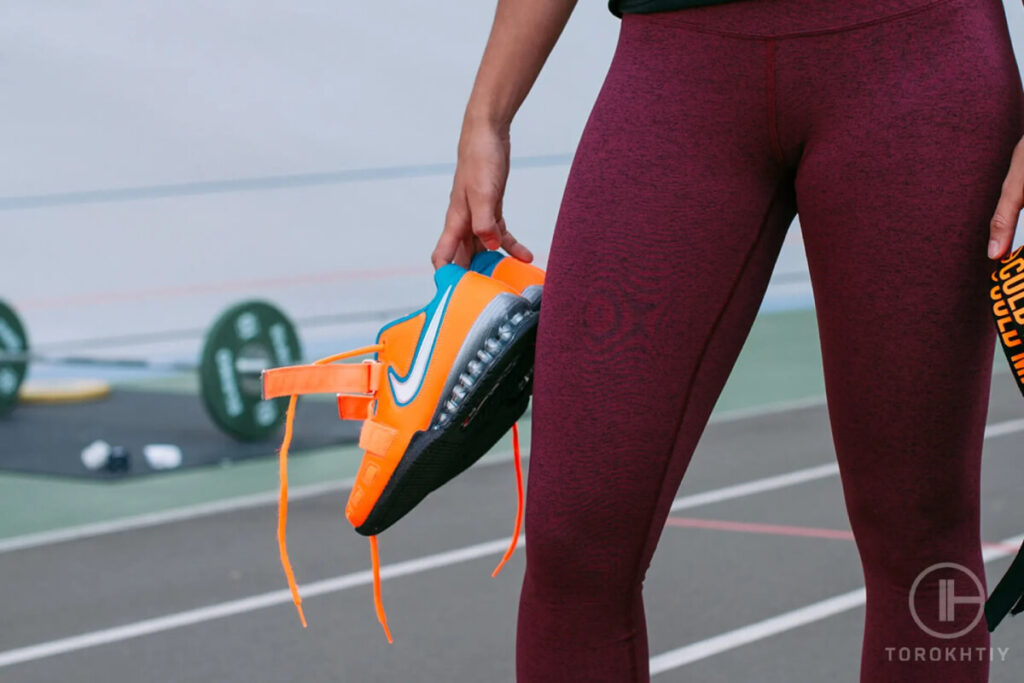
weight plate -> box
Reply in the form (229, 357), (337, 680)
(0, 300), (29, 416)
(199, 300), (302, 441)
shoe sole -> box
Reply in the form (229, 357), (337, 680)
(521, 284), (542, 311)
(355, 294), (538, 536)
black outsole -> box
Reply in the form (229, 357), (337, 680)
(355, 309), (538, 536)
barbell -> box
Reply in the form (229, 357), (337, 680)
(0, 299), (303, 441)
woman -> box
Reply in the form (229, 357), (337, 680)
(432, 0), (1024, 680)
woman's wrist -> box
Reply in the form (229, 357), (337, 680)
(462, 101), (513, 137)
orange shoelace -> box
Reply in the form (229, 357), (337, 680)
(492, 422), (523, 577)
(276, 343), (384, 632)
(275, 343), (525, 643)
(369, 534), (392, 642)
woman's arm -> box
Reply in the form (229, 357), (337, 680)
(432, 0), (578, 269)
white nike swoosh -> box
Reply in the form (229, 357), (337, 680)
(388, 284), (455, 405)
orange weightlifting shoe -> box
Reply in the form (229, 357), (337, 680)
(469, 250), (545, 309)
(262, 262), (539, 640)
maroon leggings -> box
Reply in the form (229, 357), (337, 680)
(518, 0), (1024, 680)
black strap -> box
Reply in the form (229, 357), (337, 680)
(985, 251), (1024, 632)
(1013, 593), (1024, 616)
(986, 543), (1024, 631)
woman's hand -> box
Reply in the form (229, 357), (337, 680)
(989, 135), (1024, 260)
(432, 121), (533, 269)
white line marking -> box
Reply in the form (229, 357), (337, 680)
(0, 395), (834, 555)
(2, 415), (1021, 669)
(668, 412), (1024, 514)
(649, 533), (1024, 676)
(0, 448), (513, 555)
(0, 477), (355, 554)
(649, 589), (867, 675)
(0, 451), (858, 668)
(1, 399), (1020, 557)
(981, 417), (1024, 439)
(0, 538), (514, 670)
(670, 463), (839, 512)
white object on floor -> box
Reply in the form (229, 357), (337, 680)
(80, 440), (111, 471)
(143, 444), (183, 470)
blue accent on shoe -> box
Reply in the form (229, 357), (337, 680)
(469, 250), (504, 277)
(373, 264), (468, 405)
(434, 262), (467, 291)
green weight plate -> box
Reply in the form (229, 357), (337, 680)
(0, 300), (28, 416)
(199, 300), (302, 441)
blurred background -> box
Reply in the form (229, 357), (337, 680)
(2, 1), (1024, 681)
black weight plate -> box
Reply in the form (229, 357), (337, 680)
(199, 301), (302, 441)
(0, 300), (29, 416)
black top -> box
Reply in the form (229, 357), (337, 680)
(610, 0), (740, 18)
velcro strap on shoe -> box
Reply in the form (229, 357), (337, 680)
(338, 394), (375, 421)
(262, 360), (381, 400)
(359, 419), (398, 456)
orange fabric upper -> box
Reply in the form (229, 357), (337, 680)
(345, 270), (519, 527)
(491, 257), (546, 293)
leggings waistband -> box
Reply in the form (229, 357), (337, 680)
(635, 0), (971, 39)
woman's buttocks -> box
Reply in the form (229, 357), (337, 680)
(629, 0), (975, 39)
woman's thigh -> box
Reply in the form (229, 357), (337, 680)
(790, 0), (1022, 565)
(525, 14), (797, 598)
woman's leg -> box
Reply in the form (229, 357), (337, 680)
(516, 16), (797, 682)
(788, 0), (1024, 680)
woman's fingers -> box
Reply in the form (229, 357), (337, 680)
(432, 201), (469, 269)
(990, 136), (1024, 260)
(456, 232), (476, 269)
(434, 198), (535, 270)
(431, 228), (461, 270)
(467, 186), (504, 251)
(498, 219), (534, 263)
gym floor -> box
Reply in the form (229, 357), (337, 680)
(2, 310), (1023, 682)
(3, 2), (1024, 681)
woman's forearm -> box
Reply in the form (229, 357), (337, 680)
(434, 0), (573, 268)
(464, 0), (578, 132)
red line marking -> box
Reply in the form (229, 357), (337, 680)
(665, 517), (1020, 554)
(984, 541), (1021, 554)
(666, 517), (854, 541)
(16, 252), (552, 312)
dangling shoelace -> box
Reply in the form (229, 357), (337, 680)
(275, 344), (525, 642)
(276, 343), (384, 632)
(492, 422), (523, 578)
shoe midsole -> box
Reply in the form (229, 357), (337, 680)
(430, 292), (535, 428)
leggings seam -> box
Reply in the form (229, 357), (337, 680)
(647, 0), (959, 41)
(627, 180), (786, 638)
